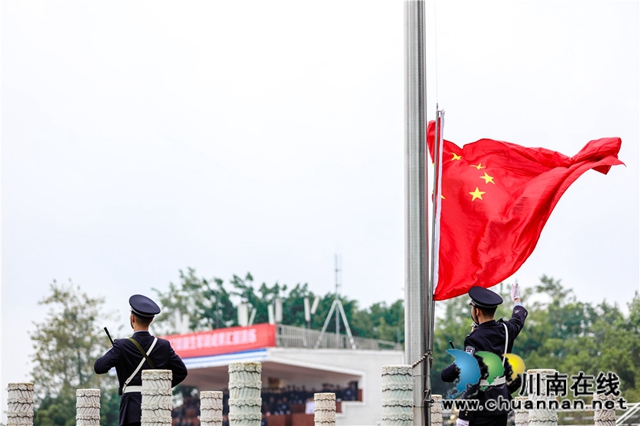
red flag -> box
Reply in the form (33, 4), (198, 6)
(427, 121), (624, 301)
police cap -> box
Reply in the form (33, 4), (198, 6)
(468, 286), (503, 309)
(129, 294), (161, 318)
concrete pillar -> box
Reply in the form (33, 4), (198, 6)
(526, 369), (558, 426)
(141, 369), (173, 426)
(314, 392), (336, 426)
(514, 395), (529, 426)
(430, 394), (443, 426)
(228, 361), (262, 426)
(200, 391), (224, 426)
(381, 365), (413, 426)
(593, 393), (616, 426)
(6, 383), (34, 426)
(76, 389), (101, 425)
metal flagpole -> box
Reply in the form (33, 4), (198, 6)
(405, 1), (429, 425)
(431, 114), (445, 283)
(428, 107), (445, 408)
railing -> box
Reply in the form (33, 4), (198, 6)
(276, 324), (402, 351)
(617, 401), (640, 425)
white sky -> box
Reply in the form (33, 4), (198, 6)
(1, 0), (638, 417)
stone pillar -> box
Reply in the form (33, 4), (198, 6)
(526, 369), (558, 426)
(514, 395), (529, 426)
(6, 383), (34, 426)
(141, 369), (173, 426)
(314, 392), (336, 426)
(381, 365), (413, 426)
(430, 394), (443, 426)
(76, 389), (101, 425)
(593, 393), (616, 426)
(228, 361), (262, 426)
(200, 391), (224, 426)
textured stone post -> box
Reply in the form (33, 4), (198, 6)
(200, 391), (224, 426)
(314, 393), (336, 426)
(141, 369), (173, 426)
(76, 389), (101, 425)
(381, 365), (413, 426)
(430, 394), (443, 426)
(7, 383), (34, 426)
(228, 362), (262, 426)
(526, 369), (558, 426)
(515, 395), (529, 426)
(593, 393), (616, 426)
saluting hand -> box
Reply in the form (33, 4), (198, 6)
(511, 282), (520, 302)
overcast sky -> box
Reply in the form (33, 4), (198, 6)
(1, 0), (638, 417)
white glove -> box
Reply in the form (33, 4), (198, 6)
(511, 282), (520, 302)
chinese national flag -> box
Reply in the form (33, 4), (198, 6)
(427, 121), (623, 301)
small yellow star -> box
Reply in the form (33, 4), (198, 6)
(469, 187), (486, 201)
(480, 172), (495, 184)
(451, 153), (462, 161)
(471, 163), (486, 170)
(441, 195), (446, 200)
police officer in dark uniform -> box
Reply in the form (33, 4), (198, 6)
(95, 294), (188, 426)
(441, 283), (527, 426)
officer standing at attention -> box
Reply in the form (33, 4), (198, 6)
(441, 283), (527, 426)
(95, 294), (188, 426)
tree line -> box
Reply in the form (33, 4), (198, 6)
(150, 267), (404, 344)
(26, 271), (639, 425)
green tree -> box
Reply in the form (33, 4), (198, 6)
(620, 294), (640, 401)
(152, 269), (409, 345)
(154, 269), (337, 331)
(282, 283), (317, 327)
(351, 299), (404, 343)
(30, 280), (118, 426)
(230, 273), (287, 325)
(153, 268), (236, 333)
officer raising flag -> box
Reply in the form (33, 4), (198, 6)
(94, 294), (188, 426)
(441, 284), (527, 426)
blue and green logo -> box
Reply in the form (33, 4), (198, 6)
(445, 349), (525, 398)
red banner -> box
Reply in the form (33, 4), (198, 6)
(162, 323), (277, 358)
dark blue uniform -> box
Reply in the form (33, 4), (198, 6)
(442, 303), (527, 425)
(94, 331), (188, 426)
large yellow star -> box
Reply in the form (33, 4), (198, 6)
(469, 187), (486, 201)
(480, 172), (495, 184)
(471, 163), (486, 170)
(451, 153), (462, 161)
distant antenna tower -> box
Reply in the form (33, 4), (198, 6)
(315, 254), (356, 349)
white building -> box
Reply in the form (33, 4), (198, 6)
(164, 323), (404, 426)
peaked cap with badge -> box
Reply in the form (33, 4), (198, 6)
(468, 286), (503, 309)
(129, 294), (161, 318)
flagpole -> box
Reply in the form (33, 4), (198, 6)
(404, 1), (429, 425)
(428, 107), (445, 396)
